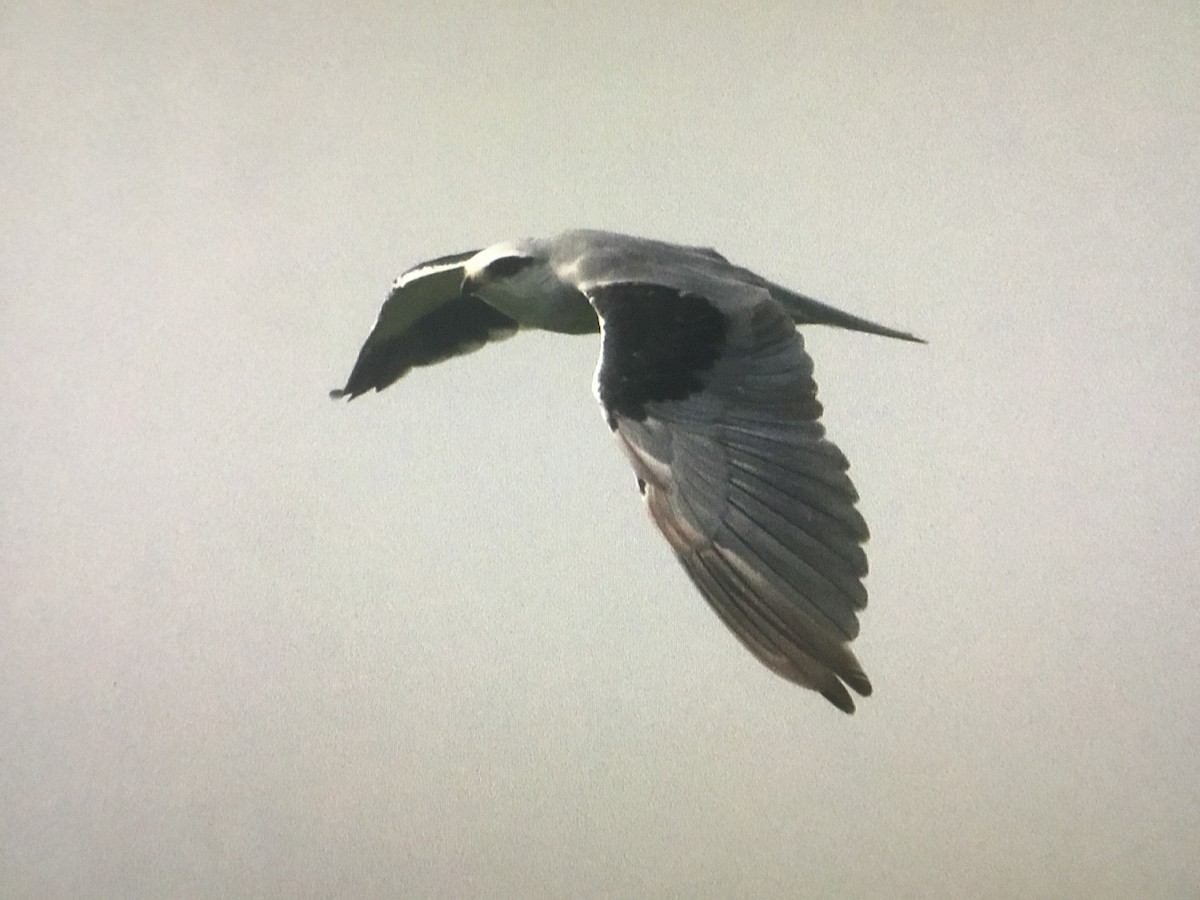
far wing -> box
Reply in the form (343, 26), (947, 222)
(331, 252), (518, 399)
(588, 281), (873, 712)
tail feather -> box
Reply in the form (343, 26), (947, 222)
(767, 283), (926, 344)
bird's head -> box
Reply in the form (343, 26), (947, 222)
(462, 240), (544, 292)
(462, 240), (595, 334)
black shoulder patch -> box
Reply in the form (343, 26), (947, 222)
(331, 296), (517, 398)
(590, 282), (728, 421)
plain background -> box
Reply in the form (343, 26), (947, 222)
(3, 2), (1198, 897)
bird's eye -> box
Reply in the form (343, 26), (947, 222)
(485, 256), (536, 279)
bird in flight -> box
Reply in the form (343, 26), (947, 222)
(332, 229), (922, 713)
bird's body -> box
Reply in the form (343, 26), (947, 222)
(333, 229), (922, 713)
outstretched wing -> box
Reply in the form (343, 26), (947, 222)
(331, 251), (518, 399)
(588, 281), (872, 712)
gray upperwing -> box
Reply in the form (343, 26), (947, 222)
(593, 280), (874, 712)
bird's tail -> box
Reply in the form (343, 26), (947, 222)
(767, 283), (926, 343)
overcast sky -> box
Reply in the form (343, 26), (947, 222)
(3, 2), (1199, 898)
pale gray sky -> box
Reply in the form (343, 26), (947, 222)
(3, 2), (1199, 898)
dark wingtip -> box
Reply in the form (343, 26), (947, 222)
(822, 680), (857, 714)
(822, 669), (872, 713)
(329, 388), (346, 400)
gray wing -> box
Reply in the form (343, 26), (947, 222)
(588, 281), (872, 712)
(331, 251), (518, 399)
